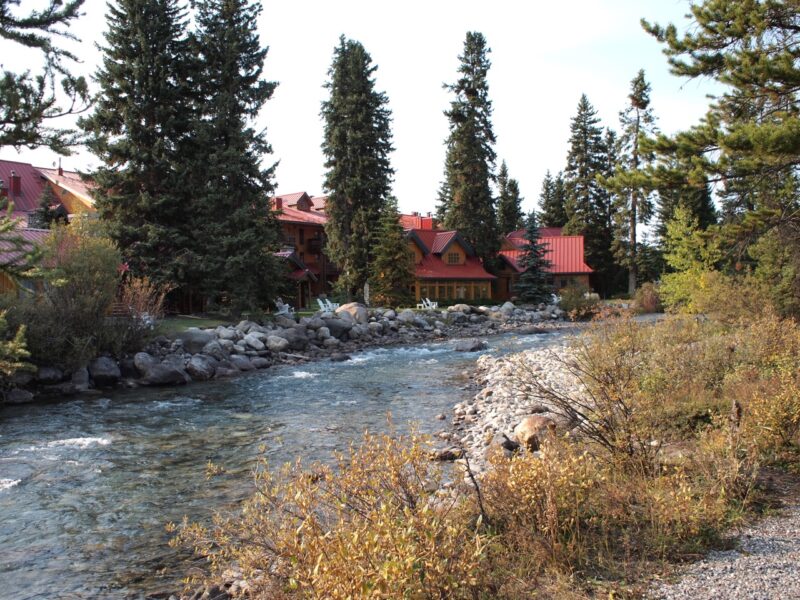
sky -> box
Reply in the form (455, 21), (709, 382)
(3, 0), (718, 216)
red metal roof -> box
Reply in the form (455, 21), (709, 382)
(0, 227), (48, 266)
(275, 206), (328, 226)
(0, 158), (47, 217)
(500, 235), (593, 275)
(416, 255), (495, 280)
(400, 213), (437, 230)
(409, 229), (473, 256)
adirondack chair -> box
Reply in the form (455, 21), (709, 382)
(423, 298), (438, 310)
(275, 297), (295, 316)
(324, 299), (340, 311)
(317, 298), (328, 312)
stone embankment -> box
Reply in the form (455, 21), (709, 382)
(436, 334), (583, 473)
(3, 300), (565, 405)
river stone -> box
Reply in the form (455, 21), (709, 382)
(36, 366), (63, 385)
(336, 302), (369, 325)
(178, 328), (216, 354)
(397, 309), (416, 324)
(201, 340), (227, 361)
(306, 317), (325, 330)
(454, 339), (488, 352)
(186, 355), (217, 380)
(218, 339), (235, 352)
(317, 326), (331, 340)
(243, 333), (265, 351)
(384, 309), (397, 320)
(4, 388), (34, 405)
(449, 311), (468, 324)
(230, 354), (254, 371)
(142, 364), (191, 386)
(274, 315), (296, 329)
(251, 357), (270, 369)
(277, 328), (308, 351)
(448, 303), (471, 314)
(323, 337), (340, 348)
(88, 357), (121, 387)
(266, 335), (290, 352)
(329, 353), (351, 362)
(368, 321), (383, 335)
(513, 415), (557, 452)
(232, 344), (246, 354)
(431, 447), (464, 461)
(322, 318), (352, 339)
(216, 326), (238, 341)
(71, 367), (90, 391)
(235, 320), (258, 333)
(11, 370), (33, 386)
(134, 352), (159, 375)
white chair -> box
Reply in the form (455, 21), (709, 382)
(275, 298), (295, 316)
(324, 299), (339, 311)
(317, 298), (328, 312)
(424, 298), (438, 310)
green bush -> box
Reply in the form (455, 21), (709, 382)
(557, 283), (599, 320)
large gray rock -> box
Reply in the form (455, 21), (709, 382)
(274, 315), (296, 329)
(384, 309), (397, 320)
(141, 363), (191, 386)
(235, 320), (258, 334)
(71, 367), (90, 392)
(186, 355), (217, 380)
(367, 321), (383, 335)
(500, 301), (516, 314)
(201, 340), (227, 361)
(4, 388), (34, 405)
(177, 328), (216, 354)
(397, 309), (417, 324)
(229, 354), (255, 371)
(36, 366), (63, 385)
(216, 326), (239, 341)
(251, 357), (270, 369)
(449, 311), (468, 324)
(513, 415), (557, 452)
(243, 333), (265, 351)
(322, 318), (353, 340)
(134, 352), (159, 375)
(305, 317), (325, 330)
(266, 336), (290, 352)
(336, 302), (369, 325)
(454, 339), (488, 352)
(448, 303), (471, 314)
(281, 328), (308, 351)
(317, 326), (331, 340)
(88, 357), (121, 387)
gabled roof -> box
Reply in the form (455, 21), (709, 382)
(37, 167), (96, 208)
(276, 206), (328, 226)
(499, 235), (593, 275)
(0, 159), (47, 217)
(506, 227), (563, 249)
(416, 254), (495, 280)
(274, 248), (318, 281)
(271, 191), (329, 225)
(0, 227), (48, 267)
(408, 228), (475, 257)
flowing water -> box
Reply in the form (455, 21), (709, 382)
(0, 330), (567, 599)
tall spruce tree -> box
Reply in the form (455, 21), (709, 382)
(514, 210), (553, 304)
(321, 36), (394, 301)
(496, 160), (524, 235)
(602, 70), (658, 295)
(80, 0), (194, 289)
(437, 31), (499, 267)
(655, 168), (717, 242)
(538, 170), (568, 228)
(0, 0), (89, 153)
(369, 197), (415, 307)
(563, 95), (617, 295)
(191, 0), (283, 311)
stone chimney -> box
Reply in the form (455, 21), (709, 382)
(10, 171), (21, 196)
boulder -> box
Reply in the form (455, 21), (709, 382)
(322, 317), (353, 339)
(119, 357), (138, 379)
(266, 336), (290, 352)
(367, 321), (383, 335)
(317, 326), (331, 340)
(397, 309), (417, 324)
(274, 315), (296, 329)
(484, 433), (520, 462)
(177, 328), (216, 354)
(279, 328), (308, 351)
(88, 357), (121, 387)
(186, 355), (217, 381)
(305, 317), (325, 331)
(36, 366), (63, 385)
(448, 303), (471, 314)
(251, 357), (270, 369)
(513, 415), (557, 452)
(235, 320), (258, 334)
(336, 302), (369, 325)
(243, 333), (265, 351)
(454, 339), (488, 352)
(431, 447), (464, 461)
(141, 364), (191, 386)
(500, 301), (516, 314)
(449, 311), (468, 324)
(218, 339), (235, 352)
(323, 338), (340, 348)
(329, 353), (351, 362)
(384, 309), (397, 320)
(229, 354), (255, 371)
(134, 352), (159, 375)
(4, 388), (34, 405)
(216, 326), (239, 341)
(71, 367), (90, 392)
(336, 310), (355, 324)
(201, 340), (227, 361)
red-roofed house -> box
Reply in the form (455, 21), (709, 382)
(399, 212), (437, 231)
(496, 228), (593, 300)
(271, 192), (337, 307)
(407, 229), (495, 302)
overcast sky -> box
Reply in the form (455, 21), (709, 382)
(4, 0), (717, 215)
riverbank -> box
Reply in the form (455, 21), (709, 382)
(3, 301), (566, 406)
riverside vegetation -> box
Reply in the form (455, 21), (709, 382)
(173, 282), (800, 598)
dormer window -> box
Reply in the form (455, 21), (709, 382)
(446, 252), (460, 264)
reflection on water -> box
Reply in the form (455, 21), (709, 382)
(0, 331), (564, 598)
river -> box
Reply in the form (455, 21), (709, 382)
(0, 329), (566, 599)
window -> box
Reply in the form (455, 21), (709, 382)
(447, 252), (460, 264)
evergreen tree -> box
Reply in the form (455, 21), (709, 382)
(562, 95), (617, 295)
(496, 160), (524, 235)
(30, 186), (65, 229)
(654, 170), (717, 242)
(80, 0), (194, 289)
(538, 170), (568, 228)
(321, 36), (394, 301)
(0, 0), (89, 153)
(437, 31), (499, 267)
(369, 197), (415, 307)
(602, 70), (658, 295)
(191, 0), (283, 312)
(514, 210), (553, 304)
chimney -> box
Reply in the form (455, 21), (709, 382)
(58, 158), (64, 177)
(274, 197), (283, 210)
(10, 171), (21, 196)
(427, 212), (432, 218)
(412, 211), (419, 216)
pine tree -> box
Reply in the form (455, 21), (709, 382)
(321, 36), (394, 301)
(437, 31), (499, 267)
(191, 0), (283, 312)
(30, 186), (65, 229)
(80, 0), (195, 289)
(655, 170), (717, 242)
(0, 0), (89, 153)
(602, 70), (658, 295)
(539, 170), (568, 228)
(496, 160), (524, 235)
(369, 197), (415, 307)
(562, 95), (617, 295)
(514, 210), (553, 304)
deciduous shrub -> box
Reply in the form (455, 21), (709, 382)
(634, 282), (662, 313)
(557, 283), (599, 320)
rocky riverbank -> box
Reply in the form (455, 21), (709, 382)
(3, 301), (566, 406)
(437, 332), (583, 473)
